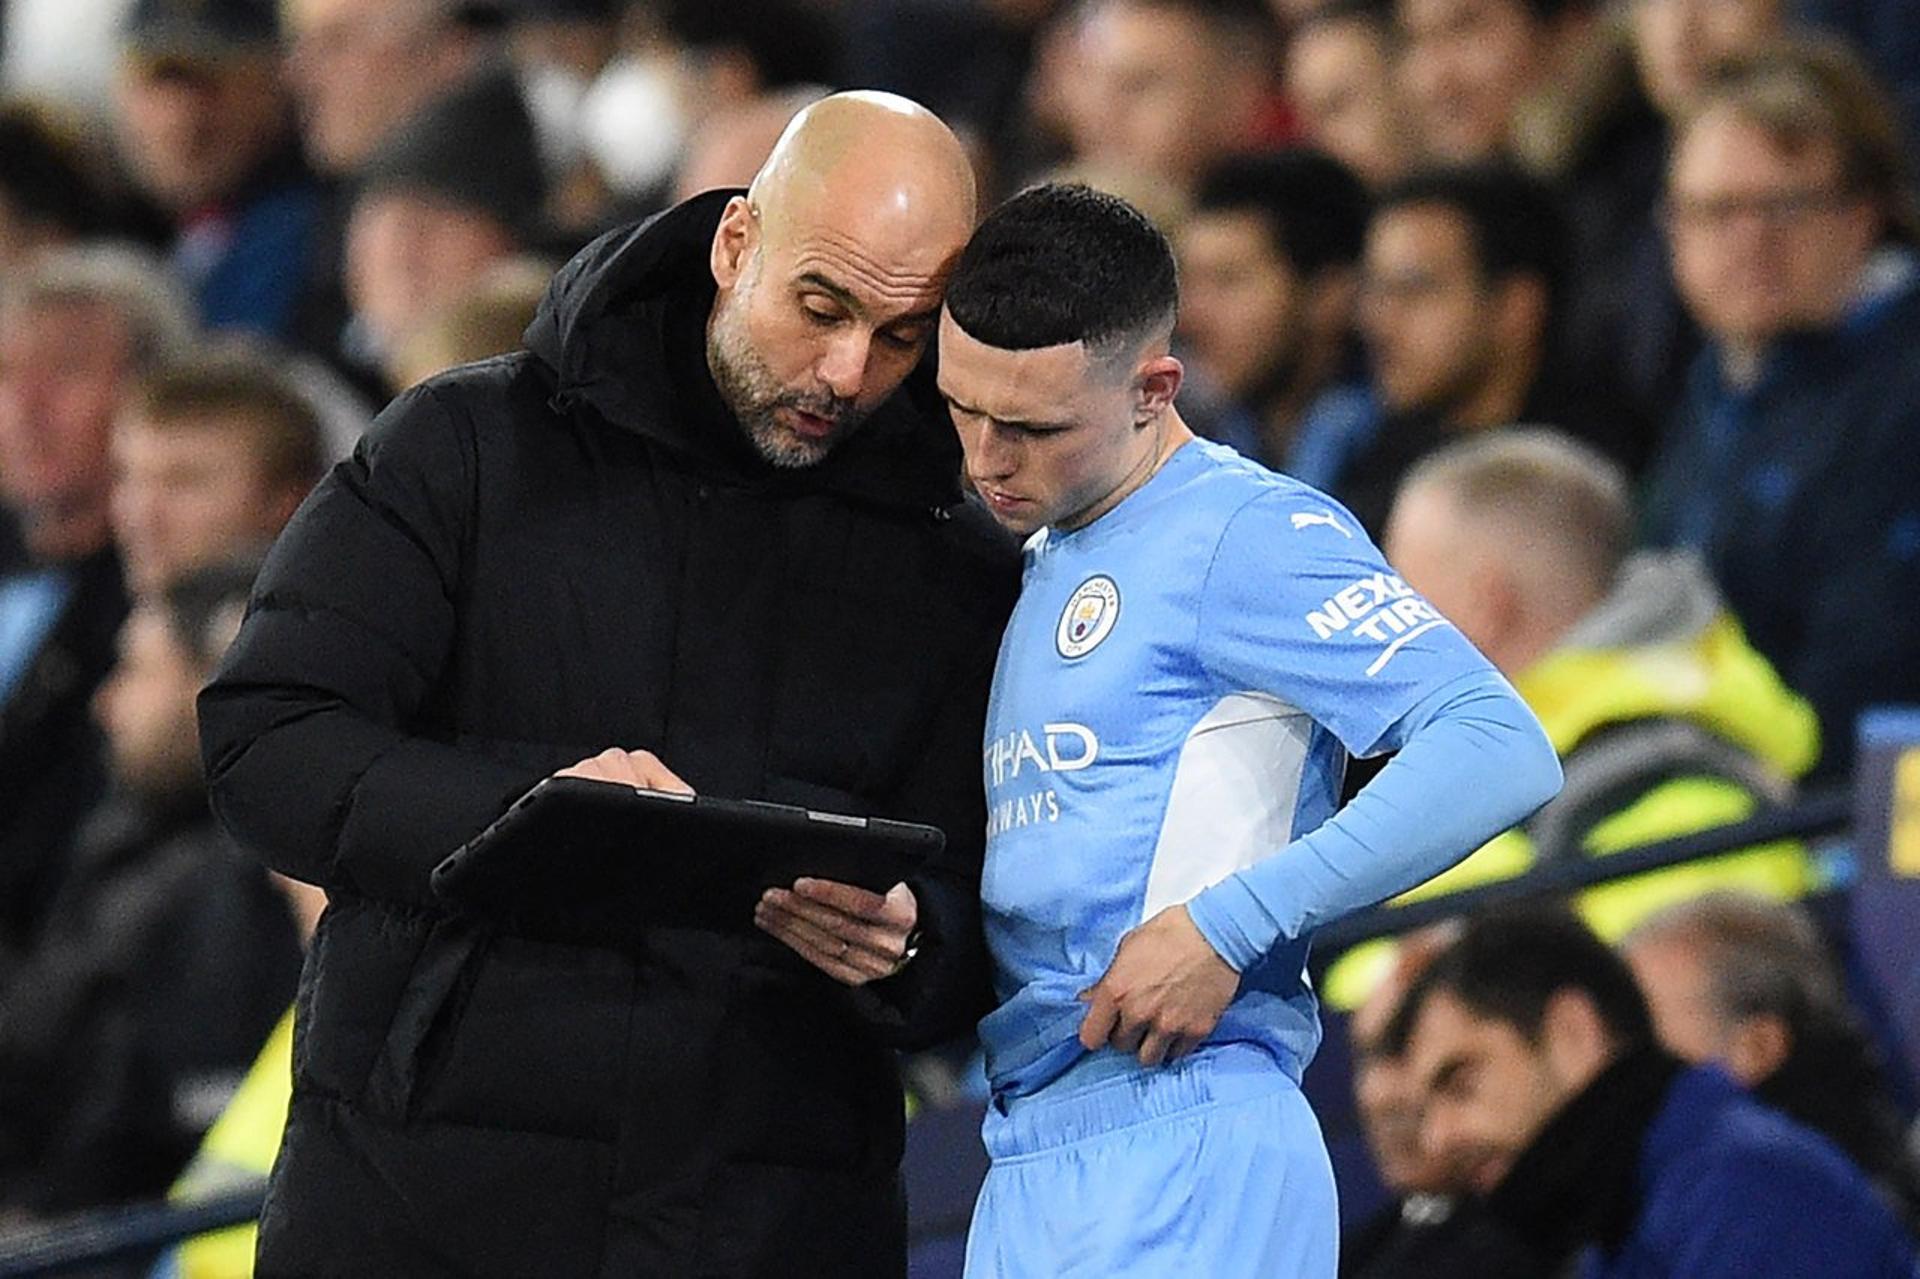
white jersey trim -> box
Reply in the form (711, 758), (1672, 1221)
(1140, 692), (1312, 922)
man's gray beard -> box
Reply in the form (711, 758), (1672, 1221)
(707, 305), (863, 470)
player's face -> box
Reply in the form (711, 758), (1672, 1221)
(938, 312), (1155, 537)
(1405, 990), (1577, 1195)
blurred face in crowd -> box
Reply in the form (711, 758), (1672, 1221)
(1361, 203), (1511, 417)
(1071, 2), (1262, 186)
(345, 191), (517, 354)
(1351, 959), (1472, 1195)
(940, 316), (1182, 537)
(110, 410), (308, 593)
(1383, 481), (1504, 658)
(1287, 16), (1413, 189)
(1631, 0), (1784, 117)
(1178, 210), (1310, 403)
(1397, 0), (1550, 162)
(113, 52), (291, 211)
(93, 603), (207, 798)
(284, 0), (474, 174)
(1406, 987), (1613, 1195)
(1623, 932), (1789, 1086)
(1667, 109), (1881, 353)
(0, 300), (131, 552)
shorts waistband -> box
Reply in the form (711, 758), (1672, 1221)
(981, 1042), (1300, 1160)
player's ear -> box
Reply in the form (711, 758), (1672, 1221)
(1134, 354), (1183, 424)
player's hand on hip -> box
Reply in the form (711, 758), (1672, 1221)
(756, 879), (920, 987)
(1078, 905), (1239, 1068)
(555, 747), (695, 794)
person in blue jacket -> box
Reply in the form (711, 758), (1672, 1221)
(1394, 907), (1918, 1279)
(937, 182), (1563, 1278)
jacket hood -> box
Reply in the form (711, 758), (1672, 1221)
(524, 190), (967, 515)
(1518, 551), (1819, 779)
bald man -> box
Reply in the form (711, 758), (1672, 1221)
(1381, 429), (1818, 933)
(199, 92), (1018, 1277)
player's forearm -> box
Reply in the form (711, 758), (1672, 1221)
(1185, 674), (1561, 971)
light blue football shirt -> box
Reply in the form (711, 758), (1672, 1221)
(977, 438), (1501, 1100)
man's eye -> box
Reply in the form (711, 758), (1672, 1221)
(880, 328), (927, 351)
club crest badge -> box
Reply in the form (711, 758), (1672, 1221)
(1056, 575), (1120, 659)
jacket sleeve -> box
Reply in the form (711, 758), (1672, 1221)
(850, 560), (1012, 1050)
(198, 384), (548, 907)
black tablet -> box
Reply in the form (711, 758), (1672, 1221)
(430, 776), (945, 939)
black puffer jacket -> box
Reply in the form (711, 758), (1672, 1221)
(199, 191), (1018, 1278)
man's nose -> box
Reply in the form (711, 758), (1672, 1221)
(816, 329), (872, 402)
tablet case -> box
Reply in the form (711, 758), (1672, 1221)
(431, 776), (945, 942)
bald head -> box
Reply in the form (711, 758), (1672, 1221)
(705, 92), (976, 468)
(1384, 429), (1629, 674)
(747, 90), (977, 252)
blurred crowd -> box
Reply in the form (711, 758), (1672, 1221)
(1, 0), (1918, 1270)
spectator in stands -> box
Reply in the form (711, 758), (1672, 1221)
(280, 0), (501, 394)
(1395, 0), (1603, 164)
(1286, 0), (1415, 190)
(111, 0), (324, 338)
(1341, 926), (1541, 1279)
(281, 0), (493, 179)
(1644, 42), (1920, 780)
(341, 68), (546, 389)
(0, 558), (303, 1219)
(1393, 908), (1917, 1277)
(385, 257), (555, 392)
(1630, 0), (1787, 119)
(0, 99), (161, 276)
(1339, 165), (1636, 533)
(1175, 150), (1378, 487)
(109, 347), (327, 594)
(1056, 0), (1280, 199)
(0, 246), (195, 965)
(1623, 892), (1920, 1227)
(1381, 431), (1818, 937)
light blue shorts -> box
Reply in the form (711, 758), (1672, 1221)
(963, 1044), (1338, 1278)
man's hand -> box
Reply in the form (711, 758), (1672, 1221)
(555, 747), (694, 794)
(1078, 905), (1239, 1067)
(756, 879), (919, 987)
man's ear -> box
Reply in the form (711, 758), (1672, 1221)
(1135, 353), (1184, 423)
(1540, 988), (1613, 1095)
(710, 196), (756, 290)
(1723, 1014), (1792, 1086)
(1492, 273), (1549, 353)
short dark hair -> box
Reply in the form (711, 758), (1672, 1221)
(1193, 149), (1370, 278)
(1375, 164), (1570, 317)
(160, 555), (260, 668)
(1386, 907), (1654, 1054)
(945, 183), (1178, 361)
(127, 345), (327, 489)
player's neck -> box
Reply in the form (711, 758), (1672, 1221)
(1057, 409), (1195, 534)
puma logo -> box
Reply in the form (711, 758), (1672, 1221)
(1290, 510), (1352, 538)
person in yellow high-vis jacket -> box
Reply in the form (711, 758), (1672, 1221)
(1325, 430), (1819, 1010)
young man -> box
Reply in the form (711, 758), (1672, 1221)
(1393, 909), (1917, 1277)
(937, 183), (1562, 1276)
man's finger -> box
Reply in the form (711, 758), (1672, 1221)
(1077, 984), (1121, 1051)
(753, 908), (879, 984)
(756, 899), (897, 978)
(761, 889), (908, 958)
(1137, 1027), (1176, 1068)
(791, 878), (897, 921)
